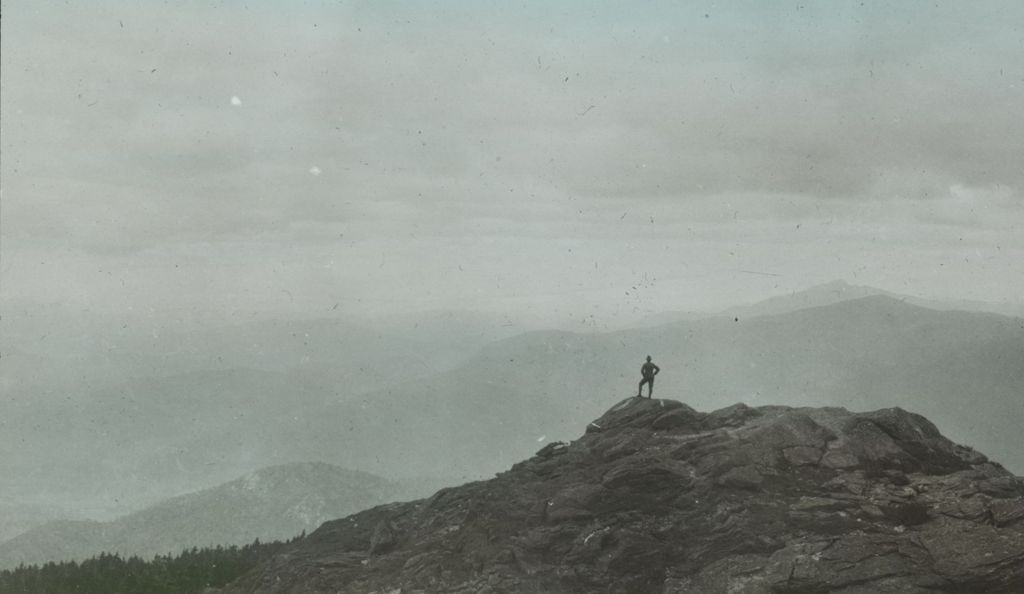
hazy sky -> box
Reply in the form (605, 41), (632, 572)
(2, 0), (1022, 330)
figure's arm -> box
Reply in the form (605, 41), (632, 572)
(653, 364), (660, 375)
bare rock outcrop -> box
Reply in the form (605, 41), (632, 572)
(220, 397), (1024, 593)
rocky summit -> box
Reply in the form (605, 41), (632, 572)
(220, 398), (1024, 593)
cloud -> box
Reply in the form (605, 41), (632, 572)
(1, 1), (1021, 317)
(7, 2), (1022, 209)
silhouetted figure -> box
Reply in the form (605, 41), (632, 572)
(637, 355), (660, 398)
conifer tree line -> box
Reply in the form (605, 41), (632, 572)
(0, 533), (303, 594)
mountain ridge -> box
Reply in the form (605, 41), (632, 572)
(639, 280), (1024, 327)
(4, 289), (1021, 537)
(0, 462), (403, 570)
(299, 295), (1024, 480)
(217, 397), (1024, 593)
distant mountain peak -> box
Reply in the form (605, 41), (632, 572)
(811, 278), (855, 290)
(220, 398), (1024, 593)
(0, 463), (400, 570)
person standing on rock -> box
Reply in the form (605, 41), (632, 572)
(637, 355), (660, 398)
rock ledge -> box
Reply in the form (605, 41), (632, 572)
(221, 397), (1024, 593)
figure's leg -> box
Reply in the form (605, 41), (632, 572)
(637, 378), (645, 397)
(648, 378), (654, 398)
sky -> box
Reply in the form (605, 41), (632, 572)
(2, 0), (1022, 332)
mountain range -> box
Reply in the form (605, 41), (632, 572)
(640, 280), (1024, 325)
(0, 462), (412, 570)
(2, 282), (1020, 550)
(290, 294), (1024, 482)
(0, 310), (525, 513)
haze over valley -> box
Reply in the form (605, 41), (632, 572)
(2, 283), (1021, 556)
(1, 1), (1021, 588)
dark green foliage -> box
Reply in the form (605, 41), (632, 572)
(0, 534), (303, 594)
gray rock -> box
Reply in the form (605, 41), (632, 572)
(716, 465), (764, 490)
(218, 400), (1024, 594)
